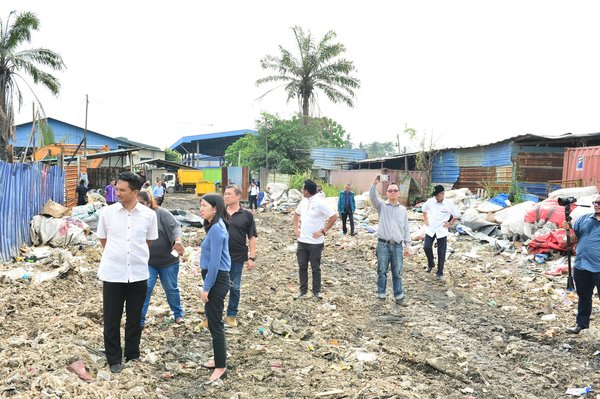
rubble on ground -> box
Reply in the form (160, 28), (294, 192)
(2, 192), (600, 398)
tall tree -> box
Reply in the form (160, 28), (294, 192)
(359, 141), (395, 158)
(224, 113), (314, 174)
(0, 11), (65, 161)
(256, 26), (360, 117)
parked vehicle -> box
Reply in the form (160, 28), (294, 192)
(161, 170), (215, 195)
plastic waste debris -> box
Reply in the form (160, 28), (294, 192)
(565, 386), (592, 396)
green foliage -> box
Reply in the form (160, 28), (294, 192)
(164, 147), (182, 162)
(309, 117), (352, 149)
(359, 141), (395, 158)
(404, 126), (437, 198)
(38, 119), (55, 146)
(290, 172), (343, 197)
(0, 11), (66, 161)
(257, 26), (360, 117)
(290, 171), (312, 190)
(224, 113), (354, 173)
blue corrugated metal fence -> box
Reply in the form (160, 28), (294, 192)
(0, 161), (64, 262)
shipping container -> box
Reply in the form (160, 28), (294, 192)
(562, 146), (600, 190)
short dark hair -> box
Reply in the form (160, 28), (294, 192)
(118, 172), (143, 191)
(303, 179), (317, 195)
(225, 185), (242, 196)
(79, 179), (86, 185)
(201, 193), (228, 232)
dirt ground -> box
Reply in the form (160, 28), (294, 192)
(2, 193), (600, 398)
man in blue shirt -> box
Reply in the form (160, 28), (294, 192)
(565, 196), (600, 334)
(337, 184), (356, 236)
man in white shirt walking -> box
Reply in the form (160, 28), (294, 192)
(422, 185), (461, 280)
(293, 179), (337, 300)
(96, 172), (158, 373)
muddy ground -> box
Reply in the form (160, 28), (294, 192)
(2, 193), (600, 399)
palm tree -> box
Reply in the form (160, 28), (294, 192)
(256, 26), (360, 117)
(0, 11), (65, 161)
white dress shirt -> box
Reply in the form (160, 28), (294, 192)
(295, 196), (336, 244)
(422, 197), (461, 239)
(96, 202), (158, 283)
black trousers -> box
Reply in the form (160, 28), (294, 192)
(249, 195), (258, 210)
(574, 268), (600, 329)
(297, 241), (324, 295)
(103, 280), (147, 366)
(202, 269), (230, 369)
(424, 234), (448, 276)
(341, 206), (354, 234)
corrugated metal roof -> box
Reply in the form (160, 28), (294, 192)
(431, 151), (459, 183)
(483, 142), (512, 166)
(170, 129), (257, 157)
(310, 148), (367, 170)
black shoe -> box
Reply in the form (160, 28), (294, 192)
(126, 357), (141, 363)
(425, 266), (433, 273)
(313, 292), (322, 301)
(566, 325), (583, 334)
(435, 274), (444, 281)
(109, 363), (122, 373)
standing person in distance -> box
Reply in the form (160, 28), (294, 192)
(96, 172), (158, 373)
(248, 180), (259, 212)
(76, 179), (89, 206)
(564, 195), (600, 334)
(153, 179), (165, 206)
(198, 193), (230, 383)
(338, 184), (356, 236)
(104, 178), (117, 205)
(293, 179), (338, 300)
(223, 185), (258, 327)
(137, 190), (185, 328)
(369, 175), (411, 304)
(422, 185), (461, 280)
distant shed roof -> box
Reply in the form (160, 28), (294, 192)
(170, 129), (257, 157)
(310, 148), (368, 170)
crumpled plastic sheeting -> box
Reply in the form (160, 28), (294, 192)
(30, 215), (90, 247)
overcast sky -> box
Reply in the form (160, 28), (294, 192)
(4, 1), (600, 152)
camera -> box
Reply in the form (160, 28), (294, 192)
(558, 197), (577, 206)
(379, 174), (390, 182)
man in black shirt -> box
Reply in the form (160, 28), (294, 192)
(223, 184), (257, 327)
(76, 179), (89, 206)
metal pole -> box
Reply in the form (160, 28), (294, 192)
(84, 94), (89, 157)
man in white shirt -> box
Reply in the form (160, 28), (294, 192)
(96, 172), (158, 373)
(293, 179), (337, 300)
(422, 185), (461, 280)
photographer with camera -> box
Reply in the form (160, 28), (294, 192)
(370, 175), (411, 304)
(563, 195), (600, 334)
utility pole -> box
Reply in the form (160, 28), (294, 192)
(264, 116), (269, 182)
(84, 94), (89, 157)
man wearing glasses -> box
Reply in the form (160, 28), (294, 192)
(564, 196), (600, 335)
(370, 175), (411, 304)
(422, 185), (461, 280)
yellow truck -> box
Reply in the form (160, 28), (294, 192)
(161, 170), (214, 194)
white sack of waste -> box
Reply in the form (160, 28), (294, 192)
(548, 185), (597, 200)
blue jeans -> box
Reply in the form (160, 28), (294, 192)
(227, 261), (244, 317)
(141, 262), (184, 326)
(376, 241), (404, 298)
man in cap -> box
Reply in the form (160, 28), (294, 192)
(422, 185), (461, 280)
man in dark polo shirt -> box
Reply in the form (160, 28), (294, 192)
(223, 184), (258, 327)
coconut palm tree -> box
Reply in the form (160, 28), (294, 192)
(0, 11), (65, 161)
(256, 26), (360, 117)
